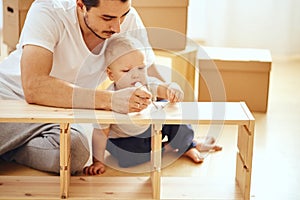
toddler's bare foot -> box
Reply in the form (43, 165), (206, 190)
(184, 148), (204, 163)
(195, 136), (223, 152)
(163, 143), (203, 163)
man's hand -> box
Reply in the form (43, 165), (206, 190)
(112, 87), (151, 113)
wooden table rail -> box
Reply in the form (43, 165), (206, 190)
(0, 100), (255, 199)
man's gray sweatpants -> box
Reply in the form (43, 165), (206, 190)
(0, 123), (90, 174)
(0, 83), (90, 174)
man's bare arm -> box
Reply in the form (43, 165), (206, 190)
(20, 44), (112, 109)
(20, 45), (151, 112)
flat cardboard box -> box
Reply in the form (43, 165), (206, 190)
(132, 0), (189, 50)
(198, 47), (272, 112)
(3, 0), (34, 49)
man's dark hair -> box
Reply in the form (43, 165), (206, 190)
(83, 0), (128, 11)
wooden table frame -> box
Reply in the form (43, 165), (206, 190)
(0, 100), (254, 199)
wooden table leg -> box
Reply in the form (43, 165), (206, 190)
(236, 122), (255, 200)
(151, 124), (162, 199)
(60, 123), (71, 199)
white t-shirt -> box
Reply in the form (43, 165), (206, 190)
(0, 0), (155, 100)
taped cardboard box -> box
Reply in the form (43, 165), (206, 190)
(132, 0), (189, 50)
(3, 0), (34, 50)
(198, 47), (272, 112)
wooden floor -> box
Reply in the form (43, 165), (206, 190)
(0, 44), (300, 200)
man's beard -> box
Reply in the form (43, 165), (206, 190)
(83, 14), (114, 40)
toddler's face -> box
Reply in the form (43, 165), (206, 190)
(107, 50), (147, 90)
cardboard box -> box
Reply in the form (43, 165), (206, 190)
(198, 47), (272, 112)
(154, 43), (198, 101)
(132, 0), (189, 50)
(3, 0), (34, 49)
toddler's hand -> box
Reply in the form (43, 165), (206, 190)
(166, 82), (184, 102)
(83, 161), (106, 175)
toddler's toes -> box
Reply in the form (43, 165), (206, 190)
(196, 143), (223, 152)
(184, 148), (204, 163)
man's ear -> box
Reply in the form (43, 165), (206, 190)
(77, 0), (84, 10)
(106, 67), (114, 81)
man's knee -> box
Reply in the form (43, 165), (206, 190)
(39, 130), (90, 174)
(70, 129), (90, 174)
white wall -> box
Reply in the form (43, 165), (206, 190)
(0, 2), (3, 56)
(187, 0), (300, 57)
(0, 2), (2, 29)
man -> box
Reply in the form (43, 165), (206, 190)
(0, 0), (163, 174)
